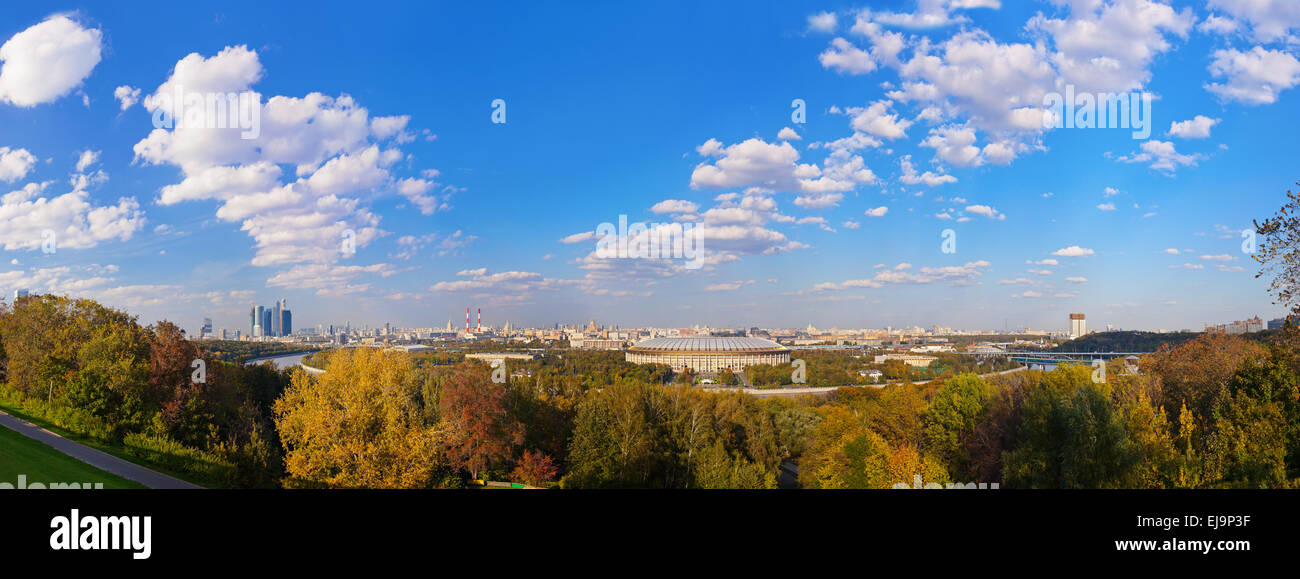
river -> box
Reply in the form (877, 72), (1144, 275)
(244, 351), (323, 373)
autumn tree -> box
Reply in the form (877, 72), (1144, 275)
(274, 348), (444, 488)
(510, 450), (558, 486)
(440, 362), (524, 480)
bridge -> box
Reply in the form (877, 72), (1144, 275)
(1002, 351), (1150, 369)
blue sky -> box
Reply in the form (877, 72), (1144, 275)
(1, 0), (1298, 335)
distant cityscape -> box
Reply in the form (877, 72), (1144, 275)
(134, 297), (1294, 350)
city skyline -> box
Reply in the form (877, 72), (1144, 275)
(2, 1), (1298, 335)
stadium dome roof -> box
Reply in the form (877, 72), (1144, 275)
(629, 336), (786, 352)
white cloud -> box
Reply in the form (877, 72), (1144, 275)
(1065, 276), (1088, 283)
(1097, 202), (1116, 211)
(793, 192), (844, 209)
(706, 280), (753, 292)
(1197, 14), (1239, 36)
(74, 150), (100, 173)
(819, 37), (877, 75)
(1168, 115), (1220, 138)
(805, 259), (993, 293)
(1028, 0), (1194, 94)
(0, 181), (145, 251)
(808, 11), (838, 33)
(865, 206), (889, 217)
(1208, 0), (1300, 42)
(0, 16), (103, 107)
(0, 147), (37, 182)
(651, 199), (700, 214)
(1052, 246), (1095, 257)
(690, 136), (874, 195)
(560, 231), (597, 244)
(921, 125), (983, 167)
(267, 263), (400, 296)
(850, 100), (913, 139)
(114, 85), (141, 111)
(1115, 139), (1202, 174)
(395, 176), (448, 215)
(1205, 46), (1300, 105)
(777, 127), (802, 141)
(1199, 253), (1237, 261)
(964, 204), (1004, 220)
(132, 45), (447, 288)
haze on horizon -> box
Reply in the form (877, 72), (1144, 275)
(1, 0), (1297, 336)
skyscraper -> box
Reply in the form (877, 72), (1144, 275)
(282, 308), (292, 336)
(272, 299), (282, 337)
(255, 305), (266, 337)
(262, 308), (273, 337)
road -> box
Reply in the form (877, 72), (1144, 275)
(0, 410), (202, 489)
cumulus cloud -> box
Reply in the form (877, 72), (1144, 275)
(0, 16), (103, 107)
(1205, 46), (1300, 105)
(114, 85), (141, 111)
(807, 11), (838, 33)
(650, 199), (700, 214)
(131, 45), (453, 292)
(0, 147), (37, 182)
(74, 150), (100, 172)
(804, 259), (993, 293)
(864, 206), (889, 217)
(1052, 246), (1095, 257)
(0, 181), (145, 251)
(1114, 139), (1202, 174)
(819, 38), (877, 75)
(690, 136), (874, 196)
(898, 154), (956, 186)
(1028, 0), (1193, 94)
(1207, 0), (1300, 42)
(964, 204), (1004, 220)
(1168, 115), (1220, 139)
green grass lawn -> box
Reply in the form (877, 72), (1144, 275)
(0, 399), (217, 488)
(0, 424), (145, 489)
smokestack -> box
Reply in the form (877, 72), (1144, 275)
(466, 307), (470, 332)
(477, 308), (482, 332)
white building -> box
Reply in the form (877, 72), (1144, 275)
(1069, 313), (1086, 339)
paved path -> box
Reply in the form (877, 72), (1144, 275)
(0, 410), (202, 489)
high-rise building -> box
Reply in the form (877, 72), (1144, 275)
(262, 308), (273, 337)
(282, 308), (292, 336)
(13, 289), (28, 300)
(1069, 313), (1086, 339)
(271, 300), (282, 337)
(255, 305), (266, 337)
(200, 317), (213, 339)
(249, 307), (256, 337)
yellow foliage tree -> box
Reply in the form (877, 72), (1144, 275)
(274, 348), (444, 488)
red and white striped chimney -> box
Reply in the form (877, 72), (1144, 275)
(465, 307), (470, 332)
(477, 308), (482, 332)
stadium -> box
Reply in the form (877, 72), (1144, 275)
(625, 336), (790, 373)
